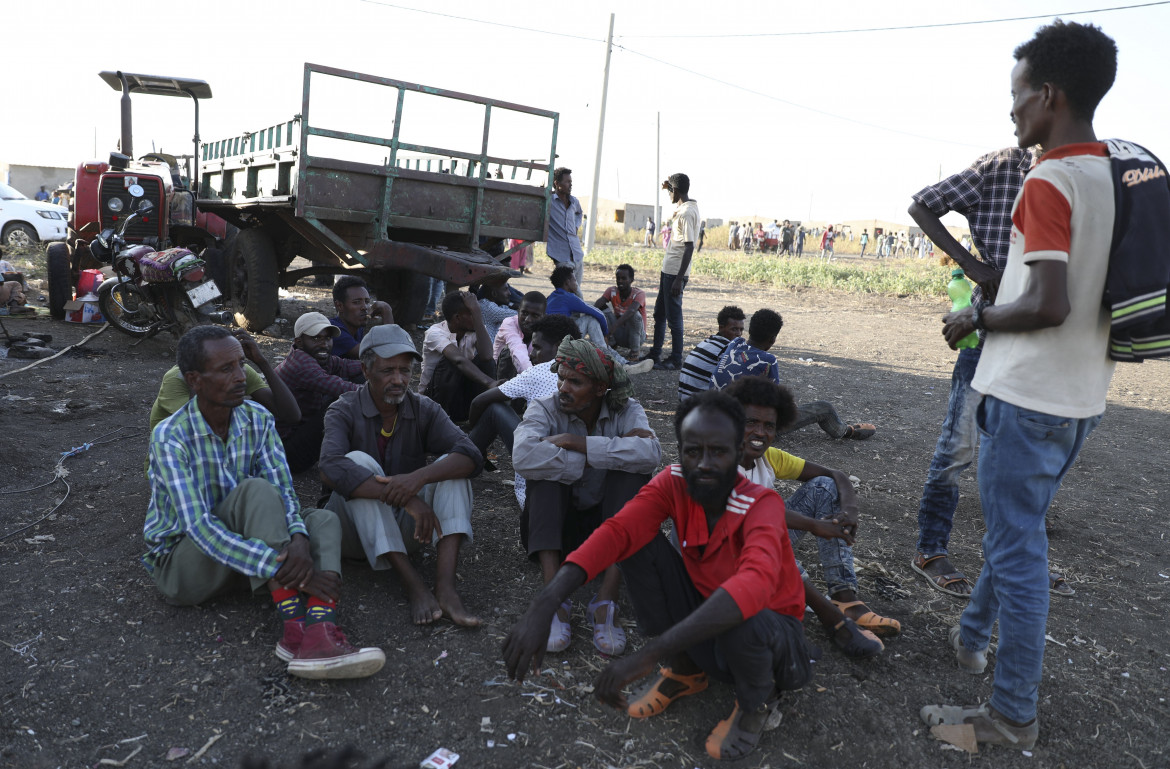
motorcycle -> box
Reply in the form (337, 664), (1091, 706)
(92, 194), (228, 339)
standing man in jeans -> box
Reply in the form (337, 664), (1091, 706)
(647, 173), (699, 371)
(908, 141), (1037, 598)
(921, 20), (1120, 749)
(546, 167), (584, 297)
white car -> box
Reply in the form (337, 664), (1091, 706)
(0, 182), (68, 248)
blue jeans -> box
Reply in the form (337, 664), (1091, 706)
(958, 395), (1100, 723)
(916, 346), (982, 556)
(785, 476), (857, 597)
(648, 272), (685, 365)
(424, 278), (446, 316)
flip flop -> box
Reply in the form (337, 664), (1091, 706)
(912, 553), (973, 598)
(705, 700), (778, 760)
(626, 666), (708, 718)
(1049, 572), (1075, 596)
(831, 599), (902, 637)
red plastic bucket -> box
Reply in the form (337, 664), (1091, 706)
(77, 269), (104, 297)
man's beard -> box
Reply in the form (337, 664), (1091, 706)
(382, 390), (406, 405)
(684, 464), (739, 506)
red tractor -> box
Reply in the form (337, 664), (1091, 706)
(47, 71), (230, 320)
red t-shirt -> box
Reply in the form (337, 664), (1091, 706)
(566, 466), (805, 620)
(600, 285), (648, 328)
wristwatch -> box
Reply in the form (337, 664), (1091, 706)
(971, 300), (988, 332)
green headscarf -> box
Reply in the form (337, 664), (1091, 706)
(550, 336), (635, 413)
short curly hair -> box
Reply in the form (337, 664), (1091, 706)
(177, 325), (234, 375)
(716, 305), (745, 327)
(674, 389), (746, 447)
(1014, 20), (1117, 120)
(748, 308), (784, 340)
(531, 313), (582, 345)
(332, 275), (368, 305)
(549, 264), (576, 289)
(722, 375), (799, 431)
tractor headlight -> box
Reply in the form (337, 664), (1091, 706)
(107, 197), (125, 213)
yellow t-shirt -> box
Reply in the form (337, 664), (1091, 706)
(742, 446), (806, 488)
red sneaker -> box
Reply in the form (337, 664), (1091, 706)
(275, 619), (304, 662)
(287, 622), (385, 680)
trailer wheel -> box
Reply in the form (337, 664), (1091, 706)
(47, 243), (72, 320)
(229, 229), (279, 331)
(369, 269), (429, 327)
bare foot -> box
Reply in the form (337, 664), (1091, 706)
(409, 584), (442, 625)
(436, 585), (481, 628)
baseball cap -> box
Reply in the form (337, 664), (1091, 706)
(358, 324), (421, 360)
(294, 311), (340, 339)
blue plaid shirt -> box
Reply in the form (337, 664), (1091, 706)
(912, 146), (1037, 302)
(143, 399), (304, 578)
(546, 193), (583, 265)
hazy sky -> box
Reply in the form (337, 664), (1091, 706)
(4, 0), (1168, 229)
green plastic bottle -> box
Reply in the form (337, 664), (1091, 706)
(946, 269), (980, 350)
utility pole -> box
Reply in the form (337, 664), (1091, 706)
(655, 111), (661, 235)
(584, 12), (615, 254)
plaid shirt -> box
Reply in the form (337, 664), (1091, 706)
(143, 399), (304, 578)
(913, 146), (1037, 302)
(275, 348), (363, 430)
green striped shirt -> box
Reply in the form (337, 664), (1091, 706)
(143, 398), (305, 577)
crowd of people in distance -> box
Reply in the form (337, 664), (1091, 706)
(138, 20), (1151, 759)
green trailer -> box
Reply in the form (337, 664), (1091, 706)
(197, 63), (559, 329)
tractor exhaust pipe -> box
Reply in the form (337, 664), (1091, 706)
(118, 71), (133, 158)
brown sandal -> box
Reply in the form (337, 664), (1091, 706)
(912, 553), (973, 598)
(845, 423), (877, 440)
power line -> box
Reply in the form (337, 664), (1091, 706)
(355, 0), (606, 42)
(621, 1), (1170, 39)
(613, 44), (988, 150)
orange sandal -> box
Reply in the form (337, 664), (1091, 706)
(626, 666), (708, 719)
(705, 700), (780, 760)
(832, 599), (902, 638)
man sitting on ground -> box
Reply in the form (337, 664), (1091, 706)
(711, 309), (877, 440)
(504, 390), (815, 761)
(512, 337), (662, 656)
(145, 326), (384, 680)
(726, 376), (895, 657)
(420, 291), (497, 423)
(547, 264), (654, 374)
(594, 263), (648, 362)
(330, 276), (395, 359)
(677, 305), (746, 402)
(468, 314), (581, 497)
(319, 324), (483, 627)
(492, 291), (546, 382)
(274, 312), (365, 473)
(149, 328), (300, 432)
(473, 277), (518, 343)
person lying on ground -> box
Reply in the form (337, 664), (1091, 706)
(274, 312), (365, 473)
(468, 313), (581, 497)
(330, 275), (395, 359)
(492, 290), (546, 381)
(144, 325), (384, 680)
(677, 305), (746, 402)
(504, 390), (816, 761)
(512, 337), (662, 656)
(593, 263), (648, 361)
(726, 375), (896, 657)
(318, 324), (483, 627)
(711, 308), (877, 440)
(419, 291), (497, 423)
(148, 328), (300, 432)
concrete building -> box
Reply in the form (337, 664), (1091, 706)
(1, 164), (75, 197)
(578, 196), (655, 234)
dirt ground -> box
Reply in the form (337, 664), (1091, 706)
(2, 254), (1168, 769)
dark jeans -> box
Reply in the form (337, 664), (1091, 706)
(782, 400), (849, 439)
(618, 534), (814, 710)
(281, 408), (328, 473)
(648, 271), (685, 365)
(424, 357), (495, 423)
(521, 470), (649, 557)
(468, 401), (521, 457)
(916, 346), (982, 556)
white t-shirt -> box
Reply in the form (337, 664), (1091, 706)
(420, 321), (478, 389)
(499, 361), (559, 508)
(972, 143), (1116, 419)
(662, 199), (701, 276)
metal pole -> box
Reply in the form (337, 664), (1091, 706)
(655, 111), (660, 236)
(583, 12), (615, 254)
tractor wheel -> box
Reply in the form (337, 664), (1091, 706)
(228, 229), (279, 331)
(47, 243), (72, 320)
